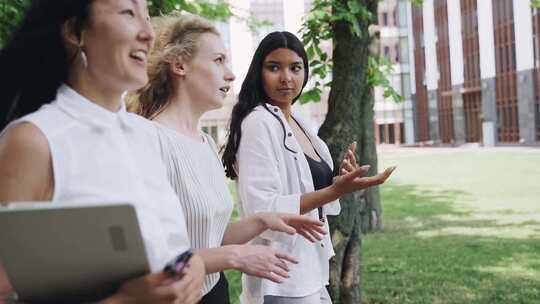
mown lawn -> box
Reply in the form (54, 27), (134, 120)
(227, 148), (540, 304)
(363, 148), (540, 304)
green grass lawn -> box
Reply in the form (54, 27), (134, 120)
(226, 148), (540, 303)
(363, 148), (540, 304)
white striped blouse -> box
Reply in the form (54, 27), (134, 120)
(155, 123), (234, 295)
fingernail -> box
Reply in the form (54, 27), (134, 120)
(360, 165), (370, 170)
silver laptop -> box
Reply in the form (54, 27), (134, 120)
(0, 203), (149, 303)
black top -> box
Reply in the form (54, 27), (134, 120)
(304, 153), (334, 221)
(304, 154), (334, 191)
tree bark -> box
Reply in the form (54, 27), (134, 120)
(318, 0), (379, 303)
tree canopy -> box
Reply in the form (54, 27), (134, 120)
(0, 0), (233, 47)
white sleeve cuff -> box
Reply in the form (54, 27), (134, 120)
(258, 193), (301, 248)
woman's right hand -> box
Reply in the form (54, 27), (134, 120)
(102, 255), (206, 304)
(331, 164), (396, 197)
(231, 244), (298, 283)
(101, 272), (181, 304)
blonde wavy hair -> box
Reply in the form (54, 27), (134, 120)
(127, 13), (219, 118)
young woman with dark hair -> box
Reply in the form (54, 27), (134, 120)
(0, 1), (205, 303)
(129, 14), (327, 304)
(222, 31), (396, 304)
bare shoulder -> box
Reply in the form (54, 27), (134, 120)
(0, 122), (53, 201)
(0, 122), (50, 154)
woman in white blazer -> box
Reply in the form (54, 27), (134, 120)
(222, 31), (395, 304)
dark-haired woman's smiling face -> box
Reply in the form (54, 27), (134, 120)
(262, 48), (305, 107)
(82, 0), (155, 92)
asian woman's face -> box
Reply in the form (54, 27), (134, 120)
(261, 48), (305, 107)
(80, 0), (155, 93)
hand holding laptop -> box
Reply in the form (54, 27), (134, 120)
(0, 203), (206, 304)
(104, 255), (205, 304)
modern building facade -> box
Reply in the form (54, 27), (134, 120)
(374, 0), (415, 145)
(408, 0), (540, 146)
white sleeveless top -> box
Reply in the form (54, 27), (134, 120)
(155, 124), (233, 294)
(3, 84), (191, 272)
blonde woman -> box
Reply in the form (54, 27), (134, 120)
(129, 15), (327, 303)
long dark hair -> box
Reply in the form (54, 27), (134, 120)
(222, 31), (309, 179)
(0, 0), (93, 130)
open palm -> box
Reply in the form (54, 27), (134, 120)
(259, 212), (327, 242)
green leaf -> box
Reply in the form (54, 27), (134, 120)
(347, 0), (361, 14)
(310, 60), (322, 67)
(307, 45), (315, 59)
(349, 17), (362, 37)
(299, 88), (322, 104)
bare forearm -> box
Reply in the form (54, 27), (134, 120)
(195, 246), (240, 274)
(299, 185), (340, 214)
(222, 216), (266, 245)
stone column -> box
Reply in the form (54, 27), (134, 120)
(428, 90), (440, 143)
(481, 78), (497, 146)
(452, 85), (466, 145)
(516, 69), (537, 144)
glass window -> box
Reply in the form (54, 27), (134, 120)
(399, 37), (409, 63)
(384, 46), (391, 60)
(398, 1), (408, 28)
(378, 124), (386, 143)
(401, 73), (411, 100)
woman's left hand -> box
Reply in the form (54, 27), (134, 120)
(258, 213), (327, 242)
(339, 142), (358, 176)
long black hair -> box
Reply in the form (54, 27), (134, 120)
(222, 31), (309, 179)
(0, 0), (93, 130)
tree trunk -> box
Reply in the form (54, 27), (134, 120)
(317, 1), (379, 303)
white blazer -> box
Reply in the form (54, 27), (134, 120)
(236, 104), (340, 303)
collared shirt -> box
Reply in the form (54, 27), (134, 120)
(236, 104), (340, 303)
(4, 84), (190, 271)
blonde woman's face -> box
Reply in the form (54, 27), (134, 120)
(183, 33), (235, 111)
(81, 0), (155, 93)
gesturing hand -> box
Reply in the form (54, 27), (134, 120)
(339, 142), (358, 176)
(258, 212), (327, 242)
(232, 244), (298, 283)
(331, 165), (396, 197)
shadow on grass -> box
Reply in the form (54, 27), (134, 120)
(363, 183), (540, 304)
